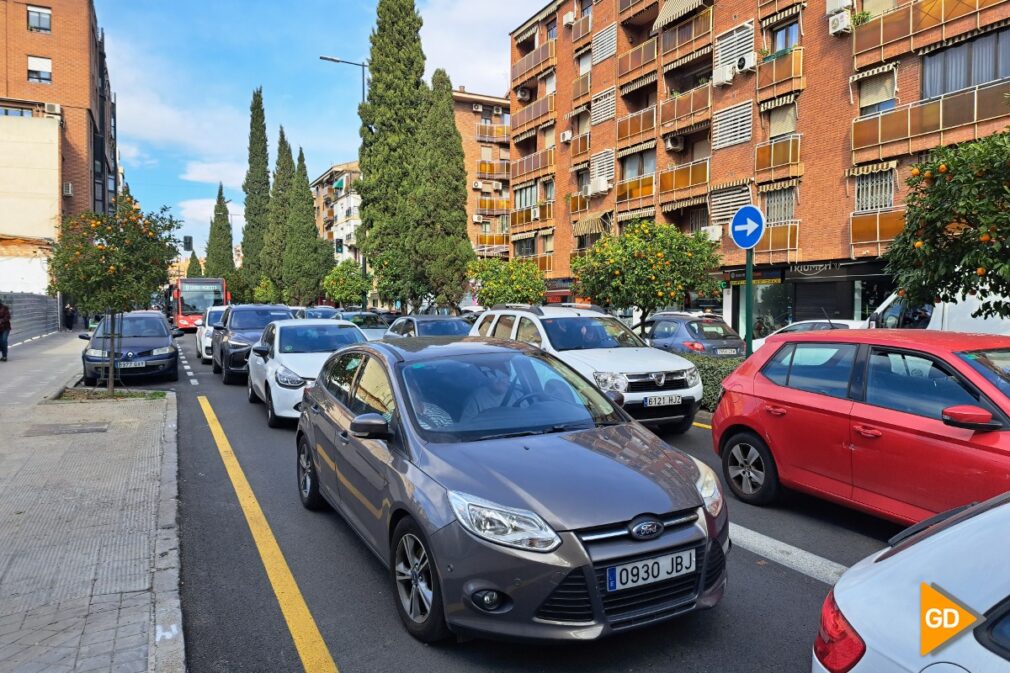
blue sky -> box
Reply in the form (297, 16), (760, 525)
(95, 0), (545, 258)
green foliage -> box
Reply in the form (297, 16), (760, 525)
(49, 193), (179, 314)
(467, 258), (547, 307)
(852, 10), (872, 25)
(261, 126), (294, 288)
(241, 87), (271, 289)
(678, 353), (744, 412)
(885, 132), (1010, 318)
(323, 259), (372, 307)
(572, 221), (722, 319)
(186, 251), (202, 277)
(282, 149), (335, 305)
(252, 276), (280, 304)
(204, 183), (236, 278)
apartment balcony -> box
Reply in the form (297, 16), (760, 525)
(617, 105), (657, 145)
(615, 174), (656, 209)
(618, 37), (658, 82)
(475, 232), (510, 257)
(572, 13), (592, 43)
(477, 160), (510, 180)
(512, 93), (555, 134)
(758, 0), (804, 21)
(511, 147), (555, 181)
(477, 197), (510, 216)
(512, 39), (556, 87)
(854, 0), (1010, 68)
(620, 0), (659, 22)
(573, 72), (591, 103)
(755, 134), (803, 183)
(850, 207), (906, 258)
(569, 192), (591, 215)
(532, 254), (554, 273)
(509, 202), (555, 230)
(345, 229), (356, 246)
(851, 80), (1010, 163)
(325, 207), (335, 222)
(476, 123), (509, 143)
(572, 131), (591, 160)
(659, 158), (709, 203)
(660, 82), (711, 134)
(661, 7), (713, 65)
(756, 47), (804, 104)
(570, 248), (590, 266)
(324, 186), (335, 204)
(754, 220), (800, 262)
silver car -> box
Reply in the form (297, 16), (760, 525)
(296, 338), (729, 642)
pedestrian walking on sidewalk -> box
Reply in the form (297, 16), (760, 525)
(0, 299), (11, 361)
(63, 303), (77, 331)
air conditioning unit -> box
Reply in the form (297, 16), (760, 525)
(472, 103), (483, 112)
(579, 184), (592, 197)
(590, 176), (612, 194)
(562, 11), (576, 27)
(829, 11), (853, 35)
(517, 87), (531, 102)
(492, 181), (503, 190)
(493, 106), (503, 115)
(560, 130), (574, 143)
(473, 214), (483, 223)
(701, 225), (723, 241)
(531, 208), (541, 220)
(826, 0), (853, 14)
(44, 103), (61, 115)
(472, 180), (483, 189)
(664, 135), (685, 152)
(62, 182), (73, 197)
(736, 52), (758, 73)
(713, 64), (735, 86)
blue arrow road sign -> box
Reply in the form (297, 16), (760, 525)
(730, 205), (766, 250)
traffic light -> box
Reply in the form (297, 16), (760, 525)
(334, 238), (344, 254)
(183, 235), (193, 251)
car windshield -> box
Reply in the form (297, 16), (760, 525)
(278, 325), (364, 353)
(304, 307), (339, 319)
(541, 316), (647, 351)
(95, 316), (167, 338)
(344, 313), (387, 329)
(416, 319), (470, 336)
(230, 309), (292, 330)
(399, 351), (623, 443)
(207, 309), (226, 327)
(959, 348), (1010, 402)
(687, 320), (739, 340)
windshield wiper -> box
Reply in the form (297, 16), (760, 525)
(480, 429), (549, 440)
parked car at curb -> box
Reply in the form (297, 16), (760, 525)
(634, 312), (745, 358)
(195, 306), (227, 364)
(752, 319), (864, 352)
(80, 311), (183, 385)
(247, 319), (367, 426)
(211, 305), (293, 385)
(712, 330), (1010, 524)
(295, 338), (728, 642)
(384, 315), (471, 339)
(338, 311), (389, 340)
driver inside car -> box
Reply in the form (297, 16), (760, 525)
(460, 361), (513, 421)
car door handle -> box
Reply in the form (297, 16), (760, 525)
(764, 405), (787, 417)
(854, 425), (883, 439)
(338, 430), (350, 445)
(307, 402), (321, 414)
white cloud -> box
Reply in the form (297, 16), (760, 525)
(181, 161), (247, 190)
(177, 198), (245, 254)
(117, 141), (157, 167)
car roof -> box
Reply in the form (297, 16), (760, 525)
(270, 319), (358, 328)
(486, 306), (608, 318)
(229, 304), (290, 311)
(405, 314), (469, 321)
(369, 336), (538, 362)
(769, 329), (1010, 351)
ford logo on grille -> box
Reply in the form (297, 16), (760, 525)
(629, 516), (664, 541)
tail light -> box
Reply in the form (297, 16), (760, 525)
(684, 341), (706, 353)
(814, 591), (865, 673)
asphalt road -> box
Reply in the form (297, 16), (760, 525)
(146, 335), (906, 673)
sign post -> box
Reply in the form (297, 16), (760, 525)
(729, 205), (767, 357)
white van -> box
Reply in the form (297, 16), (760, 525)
(868, 291), (1010, 334)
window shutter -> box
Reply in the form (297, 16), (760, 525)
(769, 104), (797, 137)
(27, 5), (52, 15)
(27, 56), (51, 73)
(590, 149), (616, 182)
(855, 171), (895, 211)
(764, 187), (796, 222)
(712, 101), (753, 149)
(858, 74), (895, 108)
(709, 186), (752, 228)
(714, 23), (754, 70)
(592, 24), (617, 64)
(590, 87), (616, 124)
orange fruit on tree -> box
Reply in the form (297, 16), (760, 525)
(977, 267), (987, 276)
(911, 167), (921, 177)
(924, 170), (933, 178)
(981, 233), (992, 243)
(914, 240), (924, 249)
(938, 164), (948, 174)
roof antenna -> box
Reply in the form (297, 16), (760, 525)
(821, 307), (836, 329)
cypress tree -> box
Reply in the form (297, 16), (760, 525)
(186, 250), (203, 277)
(241, 87), (270, 289)
(260, 127), (294, 290)
(282, 149), (335, 305)
(203, 183), (236, 278)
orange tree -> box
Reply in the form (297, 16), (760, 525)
(571, 220), (721, 328)
(886, 132), (1010, 317)
(467, 258), (547, 307)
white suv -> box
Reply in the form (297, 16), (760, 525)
(471, 304), (703, 433)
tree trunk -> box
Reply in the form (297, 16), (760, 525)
(106, 310), (116, 395)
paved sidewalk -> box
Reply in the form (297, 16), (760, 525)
(0, 334), (185, 673)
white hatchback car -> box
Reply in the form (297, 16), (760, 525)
(195, 306), (227, 364)
(471, 304), (703, 432)
(247, 319), (367, 426)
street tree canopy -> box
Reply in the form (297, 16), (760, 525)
(323, 259), (372, 307)
(572, 221), (722, 323)
(468, 258), (547, 307)
(885, 132), (1010, 318)
(186, 251), (203, 277)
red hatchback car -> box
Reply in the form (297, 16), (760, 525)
(711, 330), (1010, 525)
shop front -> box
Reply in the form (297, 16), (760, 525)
(545, 278), (574, 304)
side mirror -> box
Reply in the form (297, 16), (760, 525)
(78, 333), (91, 341)
(606, 390), (625, 408)
(252, 344), (270, 358)
(172, 329), (185, 338)
(350, 413), (391, 439)
(213, 324), (226, 331)
(942, 405), (1002, 432)
(194, 319), (204, 327)
(868, 313), (879, 329)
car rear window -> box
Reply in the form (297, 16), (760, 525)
(687, 320), (738, 340)
(760, 343), (858, 399)
(979, 603), (1010, 662)
(417, 319), (471, 337)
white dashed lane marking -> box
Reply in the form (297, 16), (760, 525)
(729, 523), (850, 585)
(189, 379), (199, 386)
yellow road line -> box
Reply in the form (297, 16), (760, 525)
(197, 396), (339, 673)
(693, 421), (713, 430)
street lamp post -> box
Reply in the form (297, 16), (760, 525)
(319, 55), (369, 309)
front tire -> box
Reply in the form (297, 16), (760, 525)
(212, 350), (222, 374)
(721, 431), (780, 505)
(221, 358), (240, 385)
(265, 386), (283, 427)
(247, 376), (261, 403)
(390, 518), (450, 644)
(296, 437), (325, 511)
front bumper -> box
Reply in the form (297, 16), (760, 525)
(83, 355), (177, 378)
(621, 379), (703, 424)
(225, 346), (252, 372)
(270, 381), (307, 419)
(429, 508), (728, 641)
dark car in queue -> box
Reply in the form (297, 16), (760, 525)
(295, 338), (728, 642)
(383, 315), (472, 339)
(301, 306), (340, 320)
(81, 311), (184, 385)
(211, 304), (293, 384)
(635, 313), (746, 358)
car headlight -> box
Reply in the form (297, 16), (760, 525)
(229, 335), (252, 347)
(684, 366), (702, 388)
(151, 346), (176, 356)
(448, 491), (561, 552)
(690, 457), (724, 518)
(85, 348), (108, 358)
(275, 366), (306, 389)
(593, 371), (629, 392)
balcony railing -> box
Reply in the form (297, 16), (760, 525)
(573, 72), (591, 101)
(659, 158), (710, 198)
(477, 197), (510, 215)
(510, 202), (555, 228)
(618, 37), (657, 79)
(755, 220), (800, 257)
(661, 7), (713, 59)
(569, 192), (591, 214)
(616, 174), (656, 204)
(512, 39), (556, 83)
(475, 232), (510, 256)
(572, 131), (591, 159)
(850, 207), (906, 257)
(620, 0), (649, 14)
(660, 82), (711, 127)
(755, 134), (802, 180)
(477, 160), (509, 179)
(476, 123), (509, 143)
(853, 0), (1009, 59)
(572, 13), (592, 42)
(512, 93), (555, 131)
(617, 105), (656, 143)
(757, 47), (803, 99)
(851, 79), (1010, 155)
(532, 254), (554, 273)
(511, 147), (555, 180)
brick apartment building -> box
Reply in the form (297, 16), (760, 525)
(0, 0), (117, 293)
(311, 161), (363, 265)
(450, 87), (512, 258)
(508, 0), (1010, 334)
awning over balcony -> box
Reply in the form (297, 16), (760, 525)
(617, 206), (656, 222)
(757, 177), (800, 193)
(513, 178), (537, 189)
(538, 67), (556, 81)
(510, 230), (537, 241)
(711, 177), (752, 191)
(573, 213), (609, 236)
(514, 24), (538, 44)
(759, 93), (798, 112)
(916, 18), (1010, 55)
(574, 43), (593, 58)
(621, 72), (659, 96)
(760, 3), (804, 28)
(849, 62), (899, 84)
(664, 45), (712, 72)
(512, 0), (563, 39)
(617, 139), (656, 158)
(669, 120), (710, 135)
(845, 160), (897, 177)
(653, 0), (705, 34)
(538, 228), (555, 237)
(565, 104), (590, 120)
(570, 161), (590, 173)
(538, 120), (555, 130)
(661, 195), (708, 212)
(513, 127), (537, 143)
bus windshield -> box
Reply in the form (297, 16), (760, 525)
(180, 282), (224, 314)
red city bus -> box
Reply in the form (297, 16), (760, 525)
(172, 278), (229, 330)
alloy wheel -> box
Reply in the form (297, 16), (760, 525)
(727, 442), (766, 496)
(394, 533), (433, 624)
(298, 445), (313, 499)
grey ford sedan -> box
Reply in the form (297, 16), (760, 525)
(295, 338), (729, 642)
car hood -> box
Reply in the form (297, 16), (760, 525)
(275, 353), (330, 380)
(228, 329), (263, 344)
(418, 423), (703, 531)
(560, 347), (692, 375)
